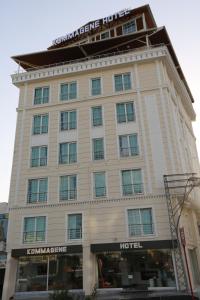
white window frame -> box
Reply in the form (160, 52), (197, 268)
(119, 133), (139, 157)
(59, 174), (77, 201)
(93, 171), (107, 198)
(59, 142), (77, 164)
(116, 101), (135, 124)
(90, 77), (102, 96)
(27, 177), (48, 204)
(66, 212), (83, 242)
(30, 145), (48, 167)
(22, 215), (47, 245)
(113, 72), (132, 92)
(33, 86), (50, 105)
(121, 168), (144, 197)
(60, 110), (77, 131)
(59, 81), (77, 101)
(32, 114), (49, 135)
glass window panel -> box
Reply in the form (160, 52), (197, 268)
(91, 78), (101, 95)
(132, 169), (142, 193)
(123, 20), (136, 34)
(95, 172), (106, 197)
(68, 214), (82, 239)
(60, 176), (68, 200)
(36, 217), (46, 241)
(60, 112), (68, 130)
(39, 178), (48, 202)
(119, 136), (129, 156)
(43, 87), (49, 103)
(34, 88), (42, 104)
(128, 209), (141, 236)
(93, 138), (104, 160)
(59, 143), (68, 164)
(69, 111), (76, 129)
(41, 115), (48, 133)
(33, 116), (41, 134)
(69, 175), (76, 199)
(69, 143), (77, 163)
(126, 102), (134, 122)
(141, 208), (153, 235)
(60, 84), (68, 101)
(115, 75), (123, 91)
(69, 82), (77, 99)
(92, 106), (102, 126)
(123, 73), (131, 90)
(122, 170), (132, 195)
(31, 147), (39, 167)
(28, 179), (38, 203)
(117, 103), (126, 123)
(40, 147), (47, 166)
(129, 134), (138, 155)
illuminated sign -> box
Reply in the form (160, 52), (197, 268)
(52, 8), (131, 45)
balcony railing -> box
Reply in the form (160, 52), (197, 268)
(23, 231), (45, 243)
(129, 223), (154, 236)
(33, 125), (48, 135)
(68, 228), (82, 240)
(120, 147), (139, 157)
(117, 113), (135, 123)
(60, 121), (76, 131)
(31, 157), (47, 167)
(59, 154), (77, 164)
(94, 151), (104, 160)
(95, 187), (106, 197)
(60, 189), (77, 201)
(122, 183), (143, 195)
(27, 192), (47, 203)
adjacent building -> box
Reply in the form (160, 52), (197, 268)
(3, 5), (200, 299)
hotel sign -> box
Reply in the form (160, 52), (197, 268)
(12, 245), (82, 257)
(52, 8), (131, 45)
(91, 240), (176, 253)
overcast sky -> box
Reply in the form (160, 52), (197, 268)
(1, 0), (200, 203)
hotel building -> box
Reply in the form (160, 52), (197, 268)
(3, 5), (200, 299)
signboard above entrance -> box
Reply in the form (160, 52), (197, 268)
(52, 8), (131, 45)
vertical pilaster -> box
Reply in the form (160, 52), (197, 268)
(2, 252), (18, 300)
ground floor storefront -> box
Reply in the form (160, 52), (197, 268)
(2, 240), (190, 299)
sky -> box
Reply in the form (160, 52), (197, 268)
(0, 0), (200, 203)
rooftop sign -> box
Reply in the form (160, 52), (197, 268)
(52, 8), (131, 46)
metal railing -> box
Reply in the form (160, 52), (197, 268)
(60, 189), (77, 201)
(120, 146), (139, 157)
(122, 183), (143, 195)
(23, 231), (45, 243)
(94, 151), (104, 160)
(129, 223), (154, 236)
(60, 121), (76, 131)
(15, 44), (165, 74)
(27, 192), (47, 203)
(31, 157), (47, 167)
(68, 228), (82, 240)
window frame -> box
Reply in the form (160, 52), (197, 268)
(60, 81), (77, 101)
(60, 110), (77, 131)
(92, 138), (105, 161)
(22, 215), (47, 244)
(32, 114), (49, 135)
(116, 101), (135, 124)
(27, 178), (48, 204)
(119, 133), (139, 157)
(66, 213), (83, 241)
(90, 77), (102, 96)
(30, 145), (48, 167)
(59, 142), (77, 164)
(114, 72), (132, 92)
(59, 174), (77, 201)
(91, 106), (103, 127)
(33, 86), (49, 105)
(122, 19), (137, 35)
(121, 169), (143, 196)
(93, 171), (107, 198)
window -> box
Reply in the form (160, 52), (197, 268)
(68, 214), (82, 240)
(114, 73), (131, 92)
(33, 114), (48, 134)
(27, 178), (48, 203)
(94, 172), (106, 197)
(119, 134), (138, 157)
(91, 78), (101, 96)
(59, 142), (77, 164)
(31, 146), (47, 167)
(116, 102), (135, 123)
(60, 82), (77, 101)
(91, 106), (103, 127)
(101, 31), (110, 40)
(123, 20), (136, 35)
(60, 111), (76, 131)
(34, 87), (49, 105)
(23, 216), (46, 243)
(93, 138), (104, 160)
(60, 175), (77, 201)
(122, 169), (143, 195)
(128, 208), (153, 236)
